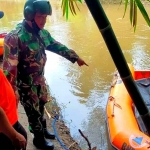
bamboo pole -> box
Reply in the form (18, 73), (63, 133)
(84, 0), (150, 134)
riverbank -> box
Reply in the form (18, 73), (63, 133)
(0, 60), (82, 150)
(18, 102), (82, 150)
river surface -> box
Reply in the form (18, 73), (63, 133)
(0, 0), (150, 149)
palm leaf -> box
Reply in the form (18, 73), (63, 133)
(123, 0), (129, 18)
(122, 0), (150, 31)
(133, 1), (137, 32)
(135, 0), (150, 27)
(66, 0), (69, 19)
(130, 0), (134, 25)
(61, 0), (82, 19)
(74, 1), (80, 11)
(70, 0), (76, 15)
(69, 1), (74, 15)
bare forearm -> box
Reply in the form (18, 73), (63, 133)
(0, 107), (16, 139)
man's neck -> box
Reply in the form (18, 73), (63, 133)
(25, 20), (33, 28)
(24, 20), (41, 34)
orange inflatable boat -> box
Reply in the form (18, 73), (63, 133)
(0, 33), (7, 56)
(106, 64), (150, 150)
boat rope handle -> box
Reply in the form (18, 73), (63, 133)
(108, 96), (122, 117)
(111, 73), (118, 87)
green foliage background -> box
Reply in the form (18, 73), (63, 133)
(61, 0), (150, 31)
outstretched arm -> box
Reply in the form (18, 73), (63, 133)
(46, 34), (88, 66)
(46, 37), (79, 63)
(0, 107), (26, 149)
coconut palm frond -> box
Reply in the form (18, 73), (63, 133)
(122, 0), (137, 30)
(61, 0), (69, 19)
(130, 0), (133, 25)
(135, 0), (150, 27)
(122, 0), (129, 18)
(61, 0), (82, 20)
(129, 0), (137, 31)
(133, 1), (137, 32)
(122, 0), (150, 31)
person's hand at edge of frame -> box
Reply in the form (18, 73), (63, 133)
(11, 132), (27, 150)
(77, 57), (89, 67)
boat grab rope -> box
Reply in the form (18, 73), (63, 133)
(108, 96), (122, 117)
(52, 111), (69, 150)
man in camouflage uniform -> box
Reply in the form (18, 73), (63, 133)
(3, 0), (88, 150)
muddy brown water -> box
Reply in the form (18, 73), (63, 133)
(0, 0), (150, 149)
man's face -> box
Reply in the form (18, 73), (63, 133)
(34, 13), (47, 29)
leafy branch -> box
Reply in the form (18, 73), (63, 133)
(122, 0), (150, 31)
(61, 0), (150, 31)
(61, 0), (82, 19)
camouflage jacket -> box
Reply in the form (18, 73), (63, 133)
(3, 20), (79, 94)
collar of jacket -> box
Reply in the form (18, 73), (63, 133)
(23, 19), (40, 34)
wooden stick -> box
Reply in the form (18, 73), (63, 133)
(44, 106), (51, 119)
(78, 129), (91, 150)
(68, 141), (77, 149)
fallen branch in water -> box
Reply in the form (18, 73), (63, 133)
(78, 129), (97, 150)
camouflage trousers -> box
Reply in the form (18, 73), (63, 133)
(19, 84), (48, 133)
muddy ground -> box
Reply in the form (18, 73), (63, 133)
(18, 101), (82, 150)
